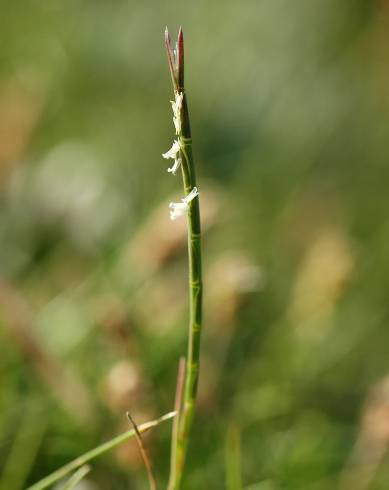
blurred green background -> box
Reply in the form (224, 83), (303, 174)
(1, 0), (389, 489)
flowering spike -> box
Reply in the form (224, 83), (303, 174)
(164, 28), (202, 489)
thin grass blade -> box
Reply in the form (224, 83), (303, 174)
(60, 465), (90, 490)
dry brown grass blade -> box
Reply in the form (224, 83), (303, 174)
(126, 412), (157, 490)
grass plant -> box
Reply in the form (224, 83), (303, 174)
(163, 27), (203, 490)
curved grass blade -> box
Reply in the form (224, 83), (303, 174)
(60, 465), (90, 490)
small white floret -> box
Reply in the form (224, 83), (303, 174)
(182, 186), (199, 203)
(169, 187), (199, 221)
(171, 91), (183, 134)
(163, 139), (182, 176)
(167, 156), (182, 175)
(162, 140), (180, 160)
(169, 201), (188, 220)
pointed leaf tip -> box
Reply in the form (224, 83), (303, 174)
(178, 27), (184, 45)
(164, 27), (171, 46)
(164, 27), (178, 90)
(177, 28), (184, 89)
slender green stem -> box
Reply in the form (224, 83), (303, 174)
(175, 114), (202, 486)
(26, 411), (176, 490)
(165, 28), (203, 490)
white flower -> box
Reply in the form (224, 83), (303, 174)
(167, 156), (182, 175)
(169, 187), (199, 220)
(162, 139), (180, 160)
(171, 91), (183, 134)
(182, 187), (199, 203)
(162, 139), (182, 175)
